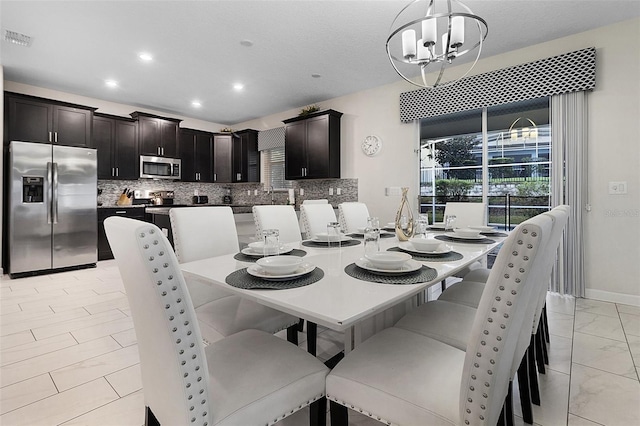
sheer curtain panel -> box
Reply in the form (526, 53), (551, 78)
(550, 91), (589, 297)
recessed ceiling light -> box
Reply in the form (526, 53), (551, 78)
(105, 79), (118, 88)
(240, 40), (253, 47)
(191, 100), (202, 108)
(311, 73), (322, 78)
(233, 83), (244, 91)
(138, 52), (153, 61)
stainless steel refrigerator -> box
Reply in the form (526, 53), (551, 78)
(8, 141), (97, 276)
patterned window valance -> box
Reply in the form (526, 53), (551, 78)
(258, 126), (285, 151)
(400, 47), (596, 122)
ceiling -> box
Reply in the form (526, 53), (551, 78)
(2, 1), (639, 125)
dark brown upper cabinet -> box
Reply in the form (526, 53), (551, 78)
(131, 112), (181, 158)
(283, 109), (342, 180)
(180, 128), (213, 182)
(93, 113), (138, 180)
(5, 92), (95, 148)
(213, 133), (233, 183)
(234, 129), (260, 183)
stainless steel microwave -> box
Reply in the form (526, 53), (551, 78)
(139, 155), (181, 180)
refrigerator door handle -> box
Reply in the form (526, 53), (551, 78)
(52, 162), (59, 224)
(47, 162), (53, 224)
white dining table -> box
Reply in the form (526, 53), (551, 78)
(180, 231), (505, 352)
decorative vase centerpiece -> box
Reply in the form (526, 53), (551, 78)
(394, 187), (414, 241)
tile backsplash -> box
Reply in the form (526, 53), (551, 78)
(98, 178), (357, 208)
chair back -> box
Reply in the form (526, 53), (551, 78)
(105, 216), (211, 426)
(531, 205), (570, 332)
(460, 213), (553, 426)
(444, 202), (487, 228)
(170, 206), (239, 263)
(338, 202), (370, 233)
(302, 199), (329, 204)
(300, 203), (338, 238)
(252, 205), (302, 244)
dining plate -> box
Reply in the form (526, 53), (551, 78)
(312, 235), (352, 243)
(397, 241), (452, 255)
(355, 258), (422, 275)
(247, 262), (315, 281)
(240, 245), (293, 257)
(469, 225), (496, 232)
(447, 233), (487, 240)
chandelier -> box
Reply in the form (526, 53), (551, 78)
(386, 0), (488, 89)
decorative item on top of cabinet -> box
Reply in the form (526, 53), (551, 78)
(93, 113), (138, 179)
(180, 128), (213, 182)
(283, 109), (342, 180)
(130, 111), (181, 158)
(5, 92), (95, 148)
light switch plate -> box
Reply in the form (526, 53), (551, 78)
(329, 188), (334, 195)
(609, 181), (627, 194)
(336, 188), (342, 195)
(299, 188), (304, 196)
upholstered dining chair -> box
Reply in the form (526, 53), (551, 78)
(169, 207), (299, 345)
(326, 213), (552, 426)
(395, 208), (567, 424)
(337, 202), (370, 234)
(443, 202), (487, 228)
(300, 203), (338, 239)
(302, 199), (329, 204)
(253, 205), (303, 245)
(105, 216), (329, 426)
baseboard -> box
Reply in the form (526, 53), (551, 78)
(585, 289), (640, 307)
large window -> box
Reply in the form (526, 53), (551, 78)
(261, 147), (293, 190)
(420, 97), (551, 228)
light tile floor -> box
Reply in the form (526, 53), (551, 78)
(1, 261), (639, 425)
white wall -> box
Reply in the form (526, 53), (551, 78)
(3, 81), (229, 132)
(235, 18), (640, 305)
(1, 66), (4, 274)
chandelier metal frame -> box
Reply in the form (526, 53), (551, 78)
(386, 0), (488, 89)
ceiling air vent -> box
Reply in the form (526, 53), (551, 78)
(3, 30), (32, 47)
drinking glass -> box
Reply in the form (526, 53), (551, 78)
(444, 215), (457, 231)
(327, 222), (342, 248)
(416, 214), (429, 238)
(364, 216), (380, 256)
(262, 229), (280, 256)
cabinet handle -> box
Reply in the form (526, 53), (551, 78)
(111, 168), (114, 176)
(214, 173), (217, 182)
(196, 172), (200, 181)
(54, 132), (58, 143)
(49, 131), (52, 142)
(116, 167), (119, 177)
(115, 211), (127, 214)
(236, 173), (241, 180)
(161, 147), (164, 156)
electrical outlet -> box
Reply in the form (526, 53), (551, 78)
(336, 188), (342, 195)
(247, 190), (251, 195)
(329, 188), (334, 195)
(254, 189), (258, 196)
(299, 188), (304, 196)
(609, 181), (627, 195)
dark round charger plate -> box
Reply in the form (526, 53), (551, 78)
(344, 263), (437, 285)
(225, 266), (324, 290)
(302, 239), (361, 248)
(435, 235), (496, 244)
(233, 249), (307, 263)
(387, 246), (464, 262)
(346, 232), (396, 239)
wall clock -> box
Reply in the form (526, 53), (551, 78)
(361, 135), (382, 156)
